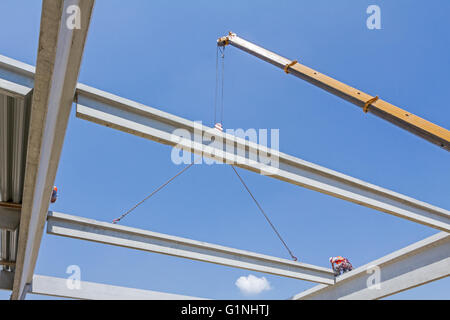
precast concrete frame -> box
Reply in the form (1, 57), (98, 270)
(0, 0), (448, 300)
(5, 0), (95, 300)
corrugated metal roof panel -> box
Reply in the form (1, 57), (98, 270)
(0, 229), (17, 271)
(0, 59), (33, 271)
(0, 92), (31, 203)
(0, 94), (12, 202)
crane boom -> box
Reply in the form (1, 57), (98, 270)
(217, 32), (450, 151)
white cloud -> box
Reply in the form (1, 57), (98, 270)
(235, 274), (272, 295)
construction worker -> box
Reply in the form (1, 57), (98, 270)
(51, 186), (58, 203)
(329, 256), (353, 276)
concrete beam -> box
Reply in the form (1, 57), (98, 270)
(2, 41), (448, 234)
(0, 270), (14, 291)
(0, 78), (33, 98)
(11, 0), (94, 300)
(0, 54), (35, 89)
(30, 275), (207, 300)
(0, 205), (20, 230)
(47, 211), (335, 284)
(1, 16), (447, 301)
(75, 84), (450, 232)
(291, 232), (450, 300)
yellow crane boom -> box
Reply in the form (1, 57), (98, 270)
(217, 32), (450, 151)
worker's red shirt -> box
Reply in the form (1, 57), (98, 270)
(331, 256), (346, 265)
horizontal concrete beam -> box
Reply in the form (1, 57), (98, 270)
(3, 47), (449, 234)
(0, 205), (20, 230)
(47, 211), (335, 284)
(291, 232), (450, 300)
(30, 275), (207, 300)
(0, 78), (33, 98)
(75, 84), (450, 232)
(0, 55), (35, 89)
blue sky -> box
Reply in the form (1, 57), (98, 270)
(0, 0), (449, 299)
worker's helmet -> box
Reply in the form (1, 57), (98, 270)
(51, 186), (58, 203)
